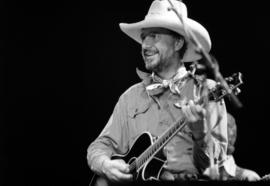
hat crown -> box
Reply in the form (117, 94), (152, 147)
(145, 0), (187, 20)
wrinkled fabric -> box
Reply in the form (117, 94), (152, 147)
(146, 66), (189, 95)
(223, 155), (237, 177)
(87, 67), (228, 179)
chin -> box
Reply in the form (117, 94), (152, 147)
(145, 59), (159, 71)
(145, 64), (156, 71)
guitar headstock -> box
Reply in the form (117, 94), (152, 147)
(225, 72), (243, 96)
(209, 72), (243, 102)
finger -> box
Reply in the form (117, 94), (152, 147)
(189, 106), (201, 120)
(189, 100), (206, 119)
(182, 104), (197, 122)
(113, 159), (130, 173)
(119, 173), (133, 181)
(113, 170), (133, 181)
(187, 100), (201, 121)
(190, 104), (205, 119)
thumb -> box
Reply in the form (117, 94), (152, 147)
(115, 159), (130, 173)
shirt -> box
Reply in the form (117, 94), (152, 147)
(87, 67), (228, 179)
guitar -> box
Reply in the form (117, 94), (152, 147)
(90, 73), (243, 186)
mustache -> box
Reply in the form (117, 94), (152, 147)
(141, 47), (158, 56)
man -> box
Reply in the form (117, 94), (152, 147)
(87, 0), (228, 183)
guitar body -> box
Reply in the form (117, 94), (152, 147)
(90, 132), (166, 186)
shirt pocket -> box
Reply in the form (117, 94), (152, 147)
(127, 101), (150, 119)
(127, 101), (151, 143)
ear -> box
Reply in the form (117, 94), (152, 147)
(174, 38), (184, 52)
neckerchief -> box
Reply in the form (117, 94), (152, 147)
(136, 66), (190, 96)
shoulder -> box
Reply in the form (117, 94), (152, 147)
(116, 82), (150, 116)
(122, 82), (145, 97)
(117, 82), (148, 105)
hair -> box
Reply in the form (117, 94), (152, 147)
(178, 35), (187, 60)
(169, 30), (187, 60)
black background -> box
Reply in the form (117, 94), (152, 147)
(1, 0), (269, 186)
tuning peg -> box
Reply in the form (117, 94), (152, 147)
(225, 76), (233, 82)
(233, 88), (241, 95)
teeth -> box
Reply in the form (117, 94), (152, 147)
(144, 51), (156, 56)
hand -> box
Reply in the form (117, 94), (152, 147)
(240, 169), (261, 181)
(181, 100), (207, 140)
(101, 158), (133, 183)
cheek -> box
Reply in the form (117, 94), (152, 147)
(156, 44), (169, 55)
(155, 39), (175, 56)
(160, 41), (175, 53)
(160, 47), (174, 58)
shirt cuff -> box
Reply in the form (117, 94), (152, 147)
(222, 155), (237, 177)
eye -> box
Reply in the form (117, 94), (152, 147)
(140, 32), (159, 41)
(148, 33), (158, 40)
(140, 33), (146, 41)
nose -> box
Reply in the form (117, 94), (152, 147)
(142, 36), (154, 49)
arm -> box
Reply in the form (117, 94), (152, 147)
(235, 166), (261, 181)
(87, 96), (132, 182)
(182, 80), (228, 176)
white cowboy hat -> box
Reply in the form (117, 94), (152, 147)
(119, 0), (211, 62)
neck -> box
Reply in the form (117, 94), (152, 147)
(156, 60), (184, 80)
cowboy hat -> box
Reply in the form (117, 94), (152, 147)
(119, 0), (211, 62)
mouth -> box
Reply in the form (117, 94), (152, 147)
(143, 49), (158, 60)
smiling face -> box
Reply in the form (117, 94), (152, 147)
(140, 27), (185, 76)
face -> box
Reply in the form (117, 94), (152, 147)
(140, 27), (183, 73)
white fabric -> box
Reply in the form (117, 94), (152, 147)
(146, 66), (188, 94)
(223, 155), (237, 177)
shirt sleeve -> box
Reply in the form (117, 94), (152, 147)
(222, 155), (237, 177)
(193, 80), (228, 176)
(86, 95), (130, 174)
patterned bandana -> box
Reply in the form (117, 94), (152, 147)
(136, 67), (190, 96)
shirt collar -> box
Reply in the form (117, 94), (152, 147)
(136, 68), (153, 86)
(151, 66), (188, 84)
(136, 66), (188, 85)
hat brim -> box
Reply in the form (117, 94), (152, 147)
(119, 17), (211, 62)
